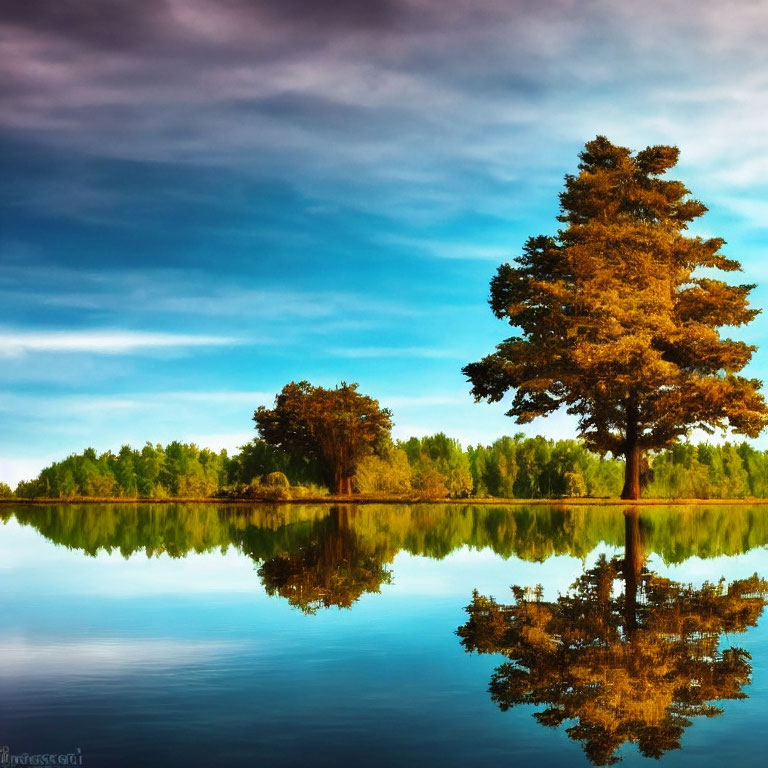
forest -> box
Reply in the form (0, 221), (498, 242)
(6, 434), (768, 501)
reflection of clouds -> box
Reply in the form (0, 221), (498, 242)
(653, 548), (768, 585)
(394, 544), (768, 602)
(391, 547), (598, 602)
(0, 637), (245, 679)
(0, 520), (260, 597)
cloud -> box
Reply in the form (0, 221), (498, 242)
(328, 345), (466, 359)
(5, 0), (768, 234)
(0, 263), (418, 320)
(380, 394), (466, 408)
(4, 0), (768, 472)
(2, 0), (765, 270)
(1, 2), (756, 174)
(381, 235), (513, 261)
(0, 390), (275, 416)
(0, 329), (242, 357)
(0, 457), (57, 488)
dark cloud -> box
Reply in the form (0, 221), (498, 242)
(3, 0), (768, 226)
(235, 0), (403, 31)
(0, 0), (170, 50)
(0, 0), (406, 53)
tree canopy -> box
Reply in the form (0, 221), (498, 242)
(253, 381), (393, 494)
(463, 136), (768, 499)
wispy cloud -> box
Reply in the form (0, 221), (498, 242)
(381, 235), (513, 261)
(380, 394), (466, 408)
(0, 263), (419, 320)
(0, 390), (275, 416)
(328, 346), (466, 359)
(7, 0), (768, 199)
(0, 329), (242, 357)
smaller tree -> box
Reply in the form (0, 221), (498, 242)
(253, 381), (393, 495)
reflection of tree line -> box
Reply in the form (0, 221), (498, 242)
(9, 502), (768, 561)
(6, 503), (768, 616)
(458, 508), (768, 765)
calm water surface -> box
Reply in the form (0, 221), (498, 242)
(1, 503), (767, 767)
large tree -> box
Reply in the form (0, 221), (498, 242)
(253, 381), (393, 495)
(463, 136), (768, 499)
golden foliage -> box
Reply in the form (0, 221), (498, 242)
(465, 137), (768, 499)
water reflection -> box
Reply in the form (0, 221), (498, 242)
(5, 502), (768, 614)
(256, 506), (393, 613)
(457, 507), (768, 765)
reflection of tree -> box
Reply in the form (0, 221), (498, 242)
(11, 502), (768, 567)
(257, 506), (393, 614)
(457, 508), (768, 765)
(10, 502), (768, 622)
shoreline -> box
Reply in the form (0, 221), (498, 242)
(3, 496), (768, 506)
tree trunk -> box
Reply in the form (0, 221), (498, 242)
(336, 475), (353, 496)
(621, 398), (641, 500)
(621, 444), (641, 500)
(623, 507), (643, 637)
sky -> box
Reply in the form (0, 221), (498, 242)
(3, 0), (768, 485)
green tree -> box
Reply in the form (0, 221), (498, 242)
(114, 445), (139, 497)
(228, 438), (322, 487)
(486, 436), (519, 497)
(738, 442), (768, 497)
(467, 444), (491, 497)
(353, 438), (412, 494)
(136, 443), (164, 497)
(402, 433), (473, 498)
(254, 381), (393, 495)
(463, 137), (768, 499)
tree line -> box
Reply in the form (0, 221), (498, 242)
(6, 138), (768, 503)
(9, 434), (768, 500)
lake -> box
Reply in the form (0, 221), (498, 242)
(1, 503), (767, 767)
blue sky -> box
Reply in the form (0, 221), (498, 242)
(3, 0), (768, 485)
